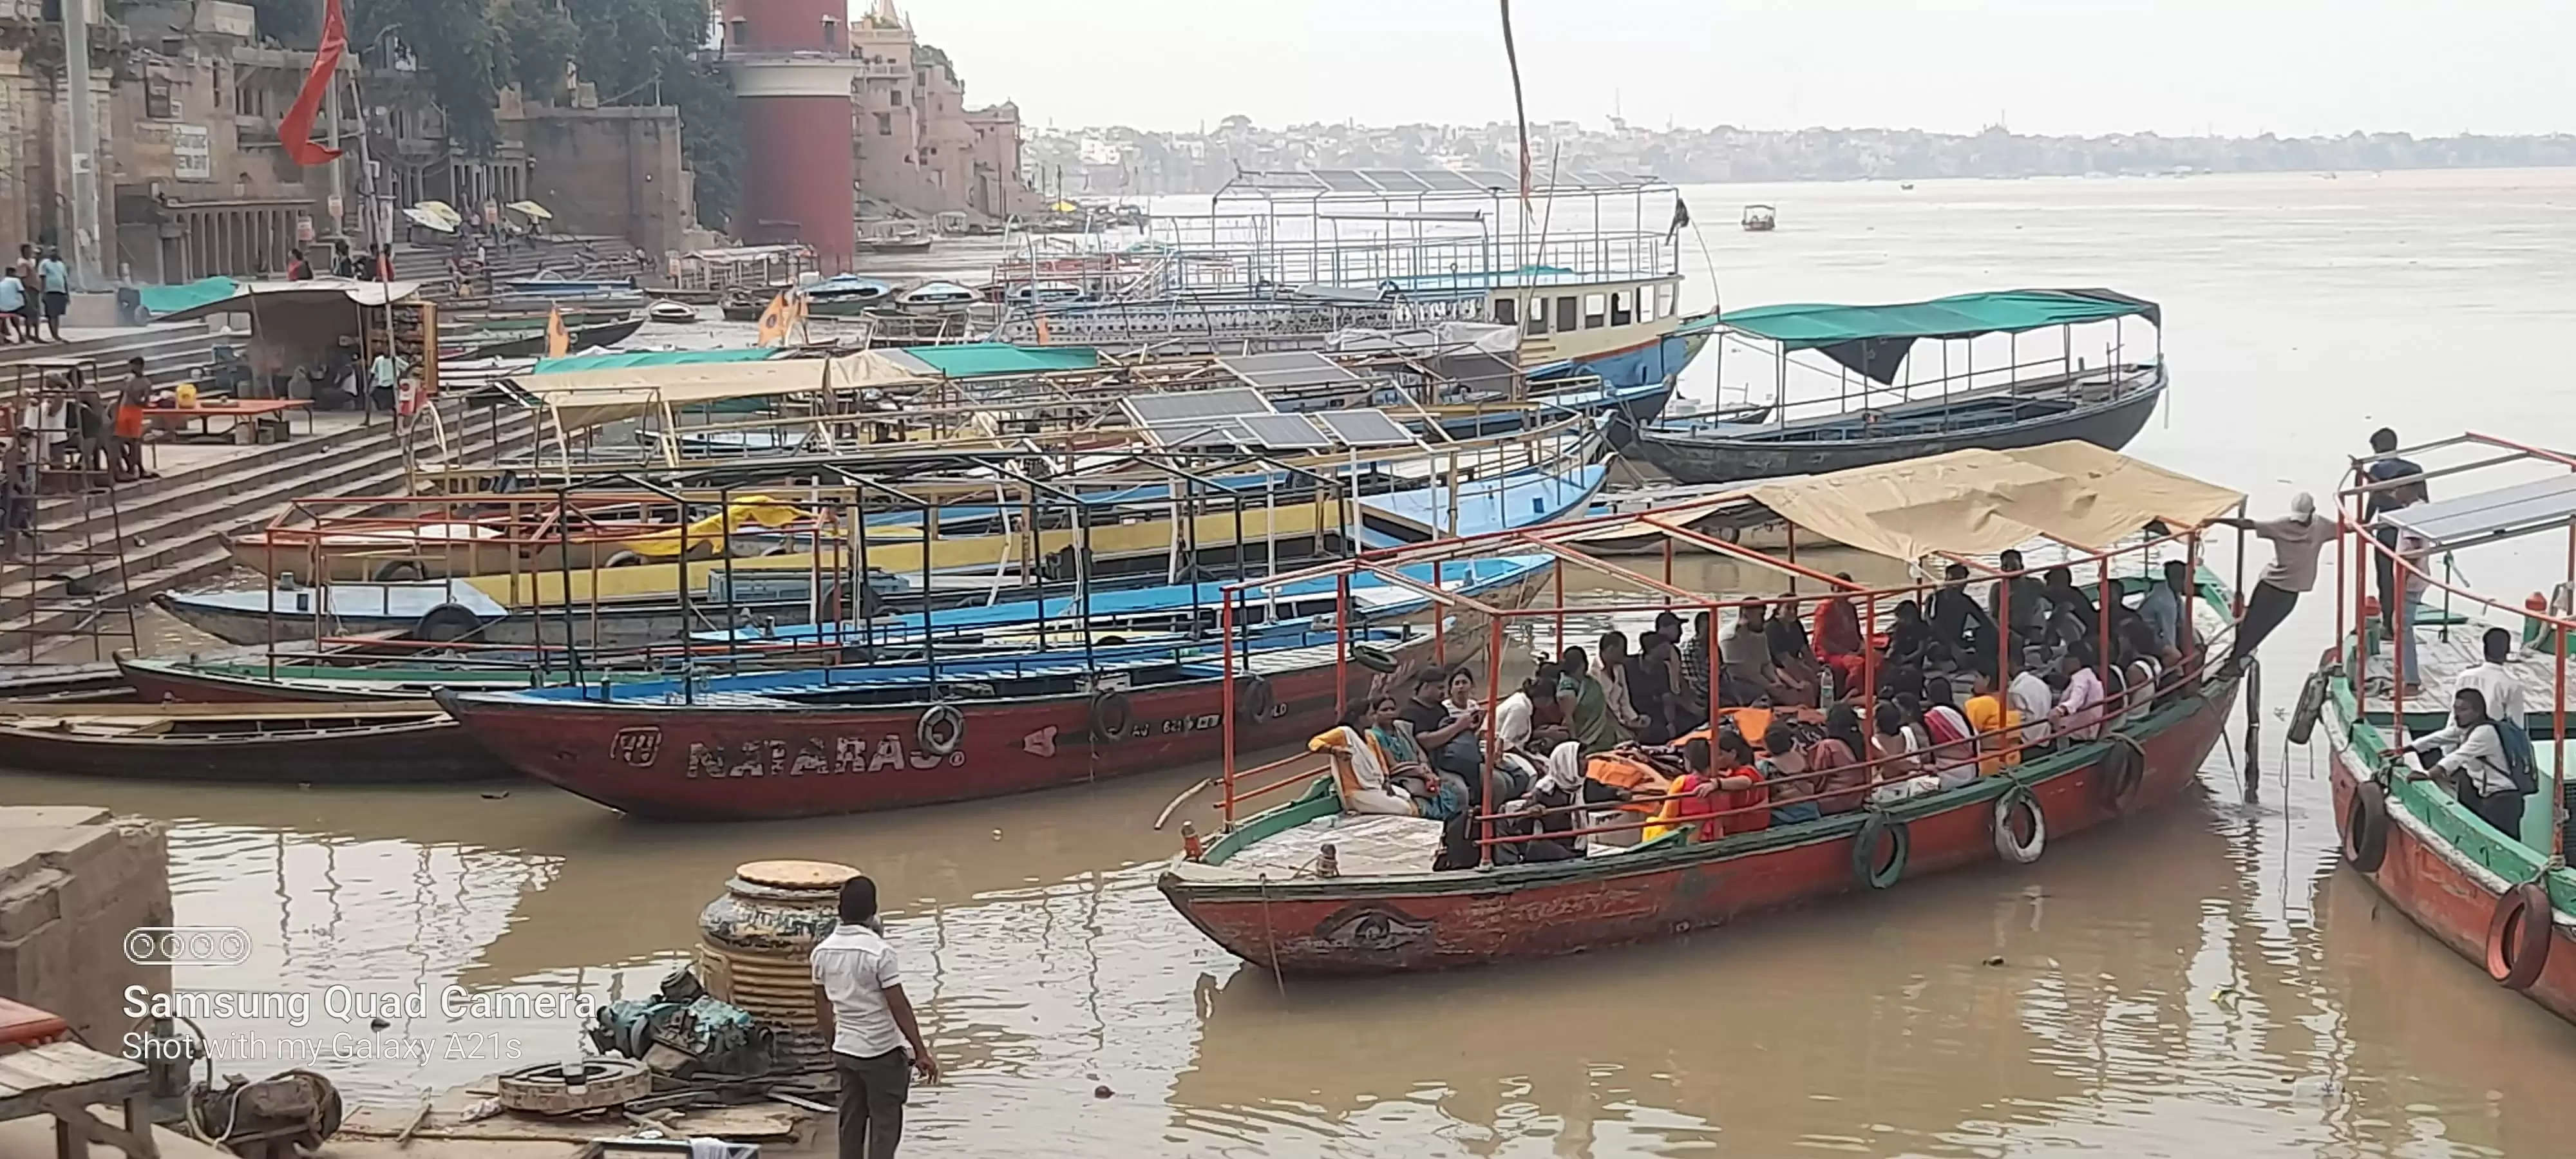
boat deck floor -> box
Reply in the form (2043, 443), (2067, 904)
(2357, 619), (2576, 723)
(1213, 807), (1638, 880)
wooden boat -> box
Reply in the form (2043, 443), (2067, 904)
(0, 701), (509, 782)
(447, 316), (645, 361)
(1155, 440), (2250, 973)
(1741, 203), (1777, 231)
(719, 289), (781, 322)
(1624, 289), (2168, 485)
(801, 276), (896, 317)
(117, 652), (606, 703)
(439, 559), (1552, 820)
(2316, 433), (2576, 1021)
(647, 300), (701, 325)
(223, 494), (810, 583)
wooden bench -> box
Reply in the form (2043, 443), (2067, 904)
(0, 1041), (158, 1159)
(140, 399), (308, 444)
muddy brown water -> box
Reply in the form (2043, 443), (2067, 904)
(10, 169), (2576, 1156)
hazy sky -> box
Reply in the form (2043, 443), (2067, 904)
(889, 1), (2571, 138)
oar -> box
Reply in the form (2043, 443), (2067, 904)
(1153, 777), (1215, 831)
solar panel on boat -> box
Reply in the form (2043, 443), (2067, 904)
(1412, 170), (1482, 193)
(1312, 169), (1379, 194)
(1464, 170), (1519, 191)
(1140, 417), (1250, 448)
(1358, 169), (1432, 193)
(1217, 351), (1368, 393)
(1316, 410), (1415, 448)
(1123, 388), (1274, 424)
(1237, 413), (1335, 450)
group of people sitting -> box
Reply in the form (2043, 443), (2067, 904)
(1307, 553), (2221, 867)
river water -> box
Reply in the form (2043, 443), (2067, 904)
(11, 167), (2576, 1157)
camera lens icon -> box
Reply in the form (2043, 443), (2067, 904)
(124, 927), (251, 966)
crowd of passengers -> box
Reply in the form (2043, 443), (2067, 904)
(1313, 555), (2217, 869)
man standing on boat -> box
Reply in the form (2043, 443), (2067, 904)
(2361, 428), (2425, 637)
(813, 876), (938, 1159)
(2210, 493), (2333, 676)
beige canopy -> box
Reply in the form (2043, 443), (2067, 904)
(516, 353), (934, 431)
(1571, 442), (2242, 561)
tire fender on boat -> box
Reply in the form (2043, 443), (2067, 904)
(1993, 785), (2047, 865)
(916, 702), (964, 757)
(2341, 778), (2391, 872)
(372, 560), (424, 581)
(2486, 880), (2554, 991)
(1853, 812), (1909, 890)
(2287, 668), (2332, 746)
(1236, 674), (1276, 720)
(2096, 731), (2148, 815)
(1351, 644), (1397, 674)
(1089, 690), (1133, 742)
(414, 604), (486, 642)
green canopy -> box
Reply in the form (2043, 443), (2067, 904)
(889, 343), (1099, 379)
(531, 346), (777, 375)
(136, 277), (238, 318)
(1689, 288), (2159, 384)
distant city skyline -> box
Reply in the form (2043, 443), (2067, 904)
(893, 0), (2575, 140)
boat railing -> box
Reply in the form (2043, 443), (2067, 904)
(1478, 620), (2242, 850)
(1703, 323), (2160, 429)
(2331, 433), (2576, 869)
(1202, 507), (2249, 865)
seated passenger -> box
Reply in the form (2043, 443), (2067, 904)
(1557, 646), (1633, 756)
(1811, 704), (1871, 814)
(1929, 563), (2000, 670)
(1962, 668), (2023, 776)
(1312, 704), (1417, 816)
(1649, 733), (1763, 842)
(1493, 740), (1625, 863)
(2052, 651), (2108, 742)
(1399, 664), (1486, 786)
(1724, 602), (1811, 706)
(1361, 693), (1468, 820)
(1919, 677), (1979, 788)
(1884, 599), (1933, 671)
(1869, 700), (1922, 782)
(1761, 721), (1822, 825)
(1811, 574), (1868, 699)
(1766, 596), (1822, 706)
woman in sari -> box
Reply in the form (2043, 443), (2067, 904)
(1648, 733), (1764, 842)
(1810, 704), (1871, 814)
(1361, 693), (1468, 820)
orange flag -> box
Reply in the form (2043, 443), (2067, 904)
(755, 294), (787, 346)
(544, 305), (569, 358)
(278, 0), (348, 166)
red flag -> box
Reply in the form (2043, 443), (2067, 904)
(277, 0), (348, 167)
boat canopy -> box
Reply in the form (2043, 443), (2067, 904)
(1676, 287), (2161, 383)
(1562, 440), (2240, 564)
(880, 343), (1100, 379)
(530, 347), (777, 375)
(146, 277), (422, 321)
(512, 353), (914, 430)
(2382, 475), (2576, 552)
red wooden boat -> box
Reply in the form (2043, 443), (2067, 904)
(437, 565), (1549, 820)
(1163, 674), (2237, 972)
(1155, 440), (2255, 973)
(2316, 433), (2576, 1021)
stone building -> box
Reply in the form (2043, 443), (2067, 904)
(846, 0), (1037, 221)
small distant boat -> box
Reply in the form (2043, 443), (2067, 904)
(647, 300), (700, 325)
(1900, 182), (1917, 191)
(1004, 281), (1088, 306)
(897, 281), (978, 312)
(719, 288), (781, 323)
(503, 270), (643, 299)
(1627, 288), (2168, 485)
(0, 701), (509, 783)
(446, 315), (645, 361)
(859, 223), (936, 254)
(804, 275), (898, 317)
(1740, 204), (1777, 232)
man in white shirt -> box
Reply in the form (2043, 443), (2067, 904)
(2454, 627), (2528, 730)
(811, 876), (936, 1159)
(2006, 650), (2054, 751)
(2402, 686), (2527, 839)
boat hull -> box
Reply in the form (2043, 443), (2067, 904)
(2325, 714), (2576, 1022)
(116, 654), (541, 704)
(1160, 673), (2237, 974)
(447, 574), (1543, 820)
(155, 591), (824, 650)
(0, 719), (509, 783)
(1623, 371), (2164, 485)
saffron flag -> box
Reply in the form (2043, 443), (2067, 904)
(544, 305), (569, 359)
(277, 0), (348, 167)
(755, 294), (788, 346)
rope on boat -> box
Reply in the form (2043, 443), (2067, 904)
(1257, 876), (1286, 996)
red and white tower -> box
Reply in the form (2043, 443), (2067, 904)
(723, 0), (858, 270)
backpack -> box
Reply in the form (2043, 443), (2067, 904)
(2486, 718), (2539, 795)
